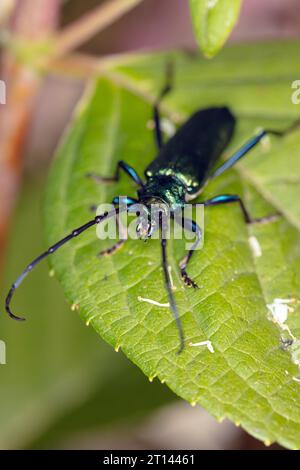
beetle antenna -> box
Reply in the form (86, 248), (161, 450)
(5, 209), (120, 321)
(160, 214), (185, 354)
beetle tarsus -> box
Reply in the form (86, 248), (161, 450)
(98, 240), (125, 257)
(247, 213), (281, 225)
(181, 269), (199, 289)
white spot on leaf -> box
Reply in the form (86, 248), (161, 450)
(267, 298), (300, 367)
(267, 298), (296, 329)
(189, 340), (215, 353)
(248, 235), (262, 258)
(168, 265), (176, 291)
(138, 296), (170, 308)
(161, 118), (176, 137)
(207, 0), (218, 9)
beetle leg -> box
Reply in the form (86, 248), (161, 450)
(175, 217), (201, 289)
(210, 118), (300, 180)
(153, 61), (174, 150)
(86, 160), (144, 188)
(89, 195), (138, 216)
(98, 239), (125, 257)
(98, 206), (127, 257)
(203, 194), (280, 225)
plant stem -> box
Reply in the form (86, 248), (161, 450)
(0, 0), (62, 269)
(0, 0), (15, 27)
(0, 0), (145, 270)
(53, 0), (144, 58)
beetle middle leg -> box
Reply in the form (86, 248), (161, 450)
(86, 160), (144, 187)
(175, 215), (202, 289)
(98, 209), (127, 257)
(97, 196), (138, 257)
(202, 194), (279, 225)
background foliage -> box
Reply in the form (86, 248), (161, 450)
(189, 0), (243, 57)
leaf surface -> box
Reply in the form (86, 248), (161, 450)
(44, 43), (300, 449)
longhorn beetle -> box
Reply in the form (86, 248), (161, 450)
(5, 65), (300, 353)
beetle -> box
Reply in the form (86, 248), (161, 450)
(5, 65), (300, 353)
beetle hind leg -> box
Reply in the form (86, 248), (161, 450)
(210, 117), (300, 181)
(202, 194), (280, 225)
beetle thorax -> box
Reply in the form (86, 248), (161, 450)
(138, 175), (186, 208)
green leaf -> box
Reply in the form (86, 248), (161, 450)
(44, 42), (300, 449)
(189, 0), (242, 57)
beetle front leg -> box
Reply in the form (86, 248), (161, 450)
(175, 217), (202, 289)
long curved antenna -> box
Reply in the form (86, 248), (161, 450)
(5, 208), (120, 321)
(160, 214), (185, 354)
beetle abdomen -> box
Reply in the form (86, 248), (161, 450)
(145, 107), (235, 195)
